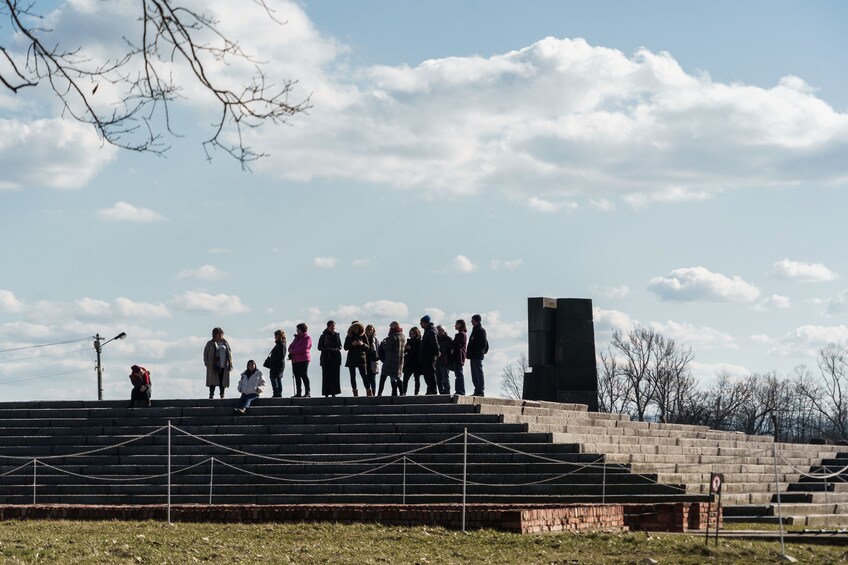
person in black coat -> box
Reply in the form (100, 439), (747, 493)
(264, 329), (287, 398)
(467, 314), (489, 396)
(418, 315), (439, 395)
(317, 321), (342, 397)
(344, 321), (368, 397)
(402, 327), (422, 395)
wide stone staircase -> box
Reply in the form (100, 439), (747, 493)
(470, 396), (846, 527)
(0, 395), (695, 506)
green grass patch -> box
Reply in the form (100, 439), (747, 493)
(0, 520), (845, 564)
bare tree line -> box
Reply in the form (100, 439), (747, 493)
(502, 324), (848, 443)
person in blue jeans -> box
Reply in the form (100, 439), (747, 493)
(466, 314), (489, 397)
(234, 360), (266, 414)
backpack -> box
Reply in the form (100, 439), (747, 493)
(378, 339), (387, 362)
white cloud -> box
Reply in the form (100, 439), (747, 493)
(593, 307), (635, 333)
(96, 201), (165, 223)
(750, 334), (774, 345)
(330, 300), (409, 321)
(176, 265), (228, 281)
(649, 320), (737, 349)
(771, 259), (838, 282)
(74, 297), (112, 317)
(589, 199), (615, 212)
(208, 248), (230, 254)
(0, 290), (24, 313)
(753, 294), (791, 311)
(172, 292), (249, 314)
(423, 307), (446, 323)
(528, 197), (559, 213)
(647, 267), (760, 303)
(691, 362), (752, 386)
(769, 324), (848, 357)
(352, 259), (372, 267)
(474, 311), (526, 341)
(825, 290), (848, 315)
(250, 35), (848, 205)
(362, 300), (409, 319)
(114, 297), (171, 319)
(593, 285), (630, 299)
(313, 256), (338, 268)
(491, 259), (523, 270)
(0, 119), (116, 190)
(453, 255), (476, 273)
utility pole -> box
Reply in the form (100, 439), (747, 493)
(94, 333), (103, 401)
(93, 332), (127, 401)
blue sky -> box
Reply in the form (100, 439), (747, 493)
(1, 0), (846, 401)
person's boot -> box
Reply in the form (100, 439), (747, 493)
(304, 390), (311, 398)
(366, 389), (373, 397)
(352, 389), (359, 397)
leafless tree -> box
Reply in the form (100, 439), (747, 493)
(597, 347), (631, 414)
(1, 0), (310, 166)
(799, 343), (848, 440)
(609, 326), (660, 421)
(500, 353), (528, 400)
(702, 370), (753, 430)
(651, 336), (695, 424)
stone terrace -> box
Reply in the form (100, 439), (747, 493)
(468, 397), (847, 526)
(0, 395), (693, 507)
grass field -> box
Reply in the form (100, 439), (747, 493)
(1, 521), (846, 564)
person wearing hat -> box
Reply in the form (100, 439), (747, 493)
(418, 315), (439, 395)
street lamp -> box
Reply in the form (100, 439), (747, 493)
(93, 332), (127, 400)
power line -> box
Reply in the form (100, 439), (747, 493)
(0, 368), (91, 386)
(0, 344), (91, 364)
(0, 337), (92, 355)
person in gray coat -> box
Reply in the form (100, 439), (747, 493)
(203, 327), (232, 399)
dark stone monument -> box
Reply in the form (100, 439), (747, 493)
(522, 297), (599, 411)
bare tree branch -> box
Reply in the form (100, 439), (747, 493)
(1, 0), (310, 166)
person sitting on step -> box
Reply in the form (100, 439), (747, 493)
(128, 365), (152, 407)
(234, 360), (266, 414)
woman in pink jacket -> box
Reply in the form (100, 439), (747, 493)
(288, 322), (312, 397)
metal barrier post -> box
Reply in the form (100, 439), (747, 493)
(825, 474), (830, 529)
(462, 428), (467, 532)
(167, 420), (172, 524)
(402, 456), (407, 505)
(772, 440), (788, 559)
(32, 459), (37, 505)
(602, 457), (607, 505)
(209, 457), (215, 506)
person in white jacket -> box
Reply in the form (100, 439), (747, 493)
(234, 360), (266, 414)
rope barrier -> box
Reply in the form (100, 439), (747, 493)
(777, 455), (848, 480)
(0, 460), (33, 477)
(170, 424), (464, 465)
(0, 425), (168, 460)
(35, 457), (213, 482)
(211, 457), (405, 483)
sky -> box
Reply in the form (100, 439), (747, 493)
(1, 0), (847, 402)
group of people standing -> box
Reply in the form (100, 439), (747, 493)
(201, 316), (490, 413)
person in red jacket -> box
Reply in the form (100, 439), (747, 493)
(129, 365), (152, 407)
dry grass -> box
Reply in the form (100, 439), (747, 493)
(0, 520), (845, 564)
